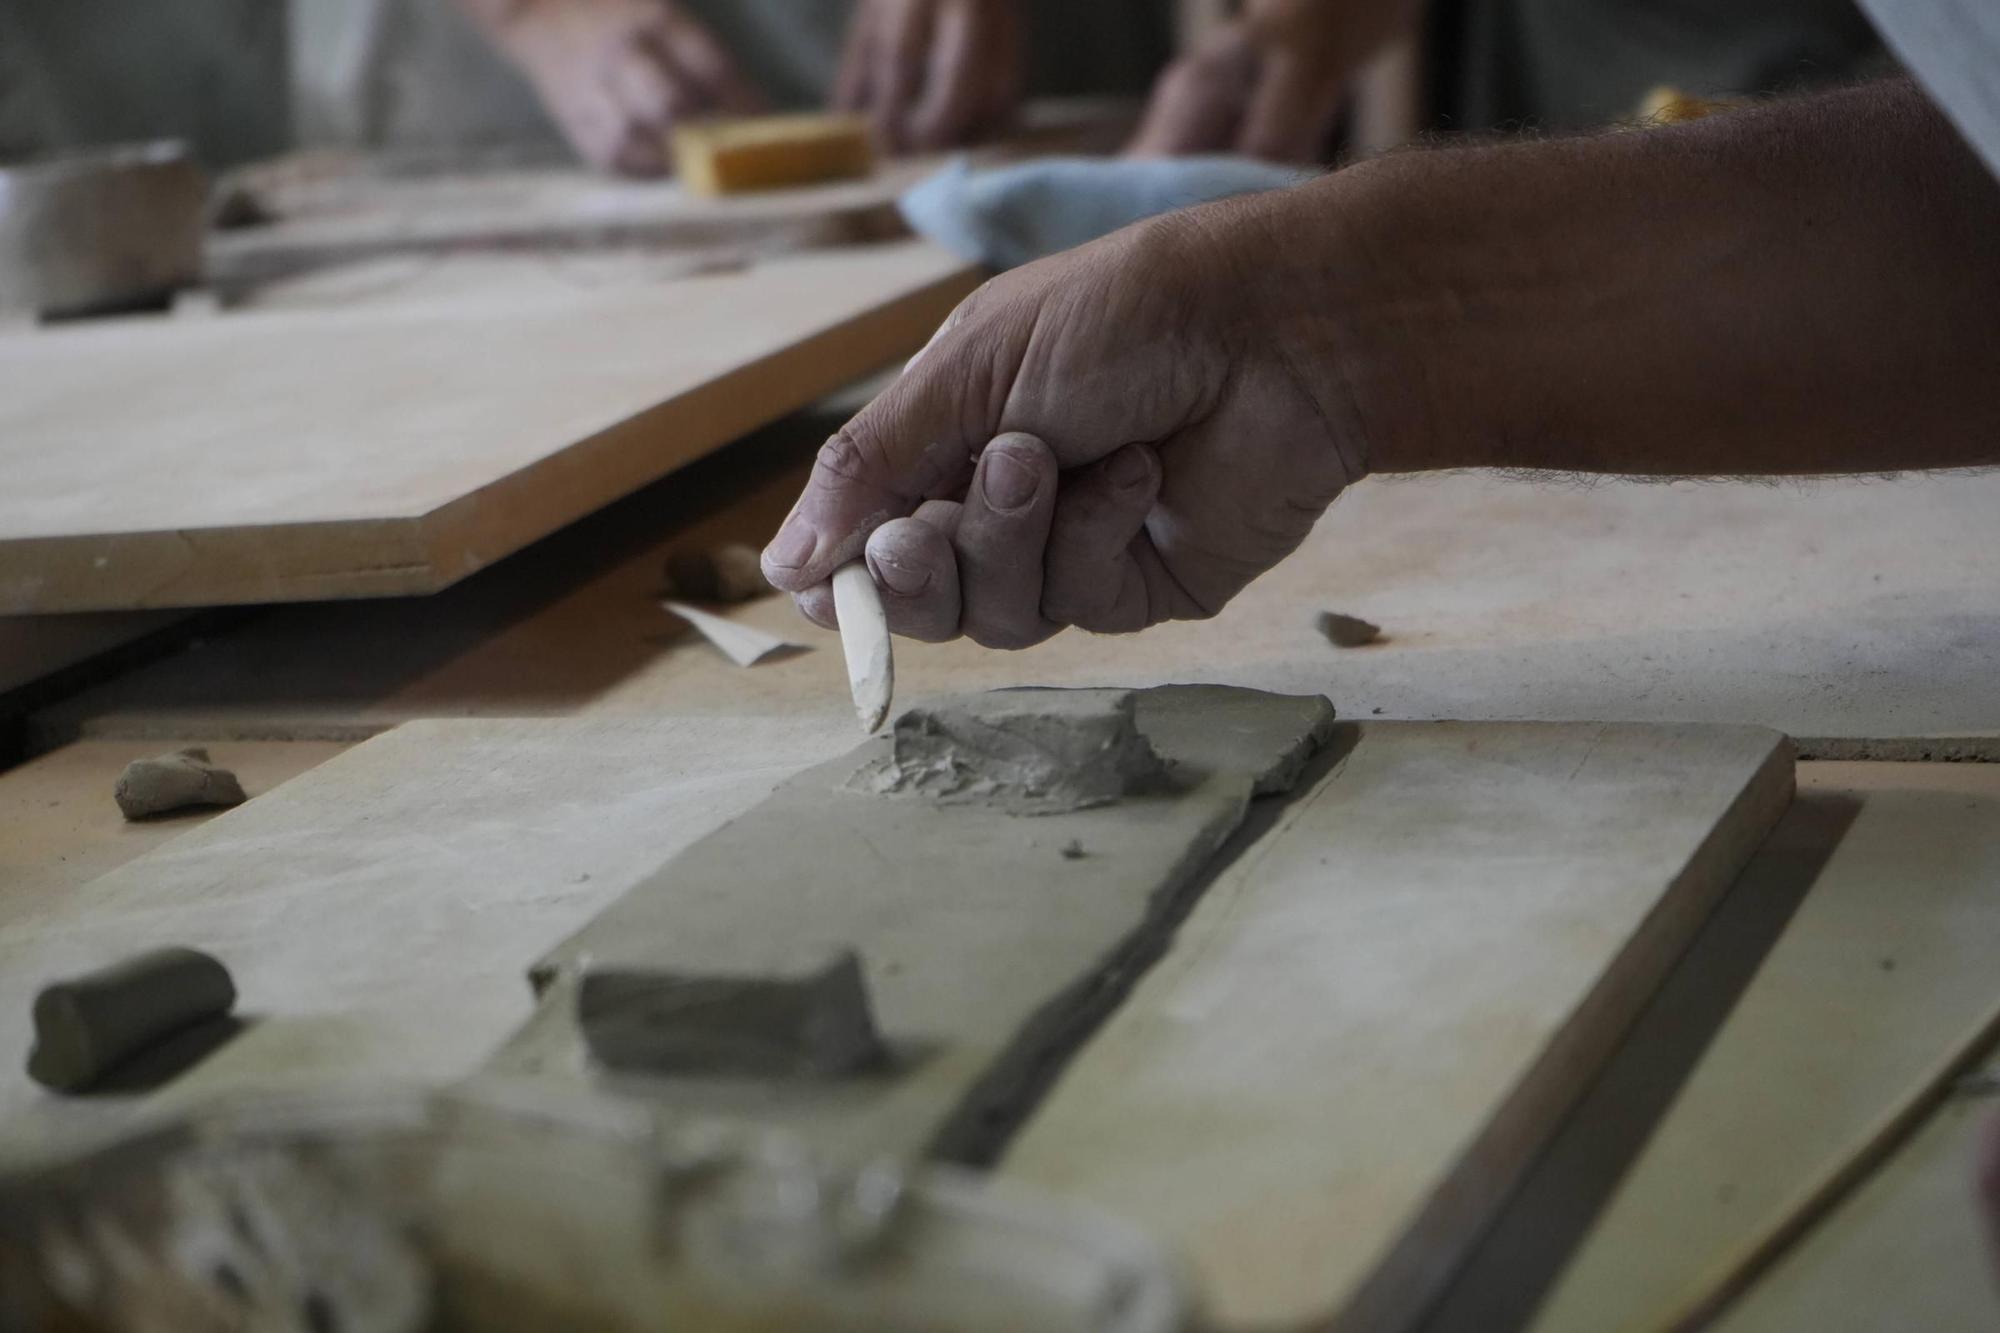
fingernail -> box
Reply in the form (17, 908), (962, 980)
(763, 520), (815, 571)
(868, 550), (931, 596)
(1106, 446), (1153, 490)
(981, 447), (1038, 512)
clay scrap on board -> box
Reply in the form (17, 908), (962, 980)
(850, 690), (1171, 815)
(113, 747), (246, 819)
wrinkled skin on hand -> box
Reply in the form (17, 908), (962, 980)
(1129, 0), (1419, 162)
(761, 204), (1366, 650)
(495, 0), (763, 175)
(834, 0), (1024, 152)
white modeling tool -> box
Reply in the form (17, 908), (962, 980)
(832, 562), (893, 732)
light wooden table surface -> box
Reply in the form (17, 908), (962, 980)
(21, 411), (2000, 760)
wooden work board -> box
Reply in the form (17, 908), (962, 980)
(204, 97), (1133, 291)
(1451, 760), (2000, 1333)
(206, 152), (941, 291)
(0, 710), (1792, 1333)
(0, 240), (973, 614)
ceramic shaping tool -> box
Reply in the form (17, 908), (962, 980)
(833, 561), (894, 731)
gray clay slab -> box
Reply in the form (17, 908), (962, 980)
(489, 685), (1337, 1164)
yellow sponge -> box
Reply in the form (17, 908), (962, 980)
(672, 113), (875, 196)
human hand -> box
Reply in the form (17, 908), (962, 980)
(760, 201), (1371, 648)
(489, 0), (763, 175)
(834, 0), (1024, 153)
(1129, 0), (1417, 162)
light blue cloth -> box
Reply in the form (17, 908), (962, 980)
(898, 156), (1307, 270)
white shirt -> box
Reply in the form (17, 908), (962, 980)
(1858, 0), (2000, 179)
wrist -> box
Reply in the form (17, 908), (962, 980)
(1229, 162), (1472, 481)
(1266, 152), (1548, 476)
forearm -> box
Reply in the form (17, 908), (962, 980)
(1249, 78), (2000, 476)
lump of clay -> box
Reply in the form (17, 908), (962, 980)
(27, 947), (237, 1092)
(1316, 611), (1383, 648)
(579, 949), (884, 1078)
(114, 747), (246, 820)
(664, 542), (772, 604)
(860, 690), (1169, 816)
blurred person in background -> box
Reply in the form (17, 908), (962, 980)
(450, 0), (1167, 173)
(0, 0), (1892, 175)
(461, 0), (1892, 173)
(1128, 0), (1889, 158)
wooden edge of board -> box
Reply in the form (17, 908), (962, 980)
(1330, 727), (1799, 1333)
(0, 517), (444, 616)
(412, 262), (976, 596)
(1654, 987), (2000, 1333)
(0, 263), (976, 615)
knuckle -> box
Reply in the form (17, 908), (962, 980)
(952, 275), (1002, 324)
(813, 429), (885, 489)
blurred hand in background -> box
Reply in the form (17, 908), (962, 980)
(1129, 0), (1419, 162)
(834, 0), (1025, 152)
(472, 0), (764, 174)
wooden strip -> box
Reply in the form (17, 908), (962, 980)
(0, 242), (974, 613)
(1511, 762), (2000, 1333)
(1659, 996), (2000, 1331)
(1711, 1079), (2000, 1331)
(999, 721), (1795, 1331)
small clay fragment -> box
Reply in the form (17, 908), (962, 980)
(1316, 611), (1383, 648)
(113, 747), (246, 820)
(579, 949), (884, 1078)
(856, 690), (1169, 816)
(664, 543), (772, 604)
(27, 947), (237, 1092)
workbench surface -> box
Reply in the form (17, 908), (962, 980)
(21, 400), (2000, 758)
(4, 231), (1998, 1331)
